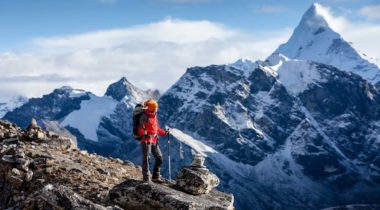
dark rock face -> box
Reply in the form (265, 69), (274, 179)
(157, 60), (380, 209)
(300, 64), (380, 119)
(158, 64), (302, 167)
(288, 120), (347, 180)
(248, 68), (276, 93)
(109, 179), (234, 210)
(2, 86), (91, 128)
(294, 64), (380, 188)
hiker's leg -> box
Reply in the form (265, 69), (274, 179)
(152, 143), (163, 179)
(141, 142), (151, 181)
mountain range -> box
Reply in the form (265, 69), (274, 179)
(2, 3), (380, 210)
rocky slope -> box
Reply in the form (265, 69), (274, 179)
(0, 120), (140, 209)
(0, 120), (234, 210)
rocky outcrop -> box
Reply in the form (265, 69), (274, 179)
(0, 120), (234, 210)
(109, 179), (234, 210)
(0, 120), (140, 209)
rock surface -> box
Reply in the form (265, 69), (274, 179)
(109, 179), (234, 210)
(176, 166), (219, 195)
(21, 184), (119, 210)
(0, 120), (233, 210)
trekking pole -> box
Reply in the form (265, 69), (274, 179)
(167, 131), (171, 181)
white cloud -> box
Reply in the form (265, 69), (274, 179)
(257, 5), (289, 13)
(33, 19), (238, 50)
(358, 4), (380, 20)
(0, 18), (290, 101)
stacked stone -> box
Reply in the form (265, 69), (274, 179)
(176, 153), (220, 195)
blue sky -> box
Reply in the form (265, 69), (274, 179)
(1, 0), (380, 101)
(1, 0), (379, 51)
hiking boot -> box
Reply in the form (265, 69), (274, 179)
(152, 177), (165, 184)
(143, 176), (151, 183)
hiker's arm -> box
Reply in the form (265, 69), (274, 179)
(157, 127), (166, 136)
(137, 128), (145, 136)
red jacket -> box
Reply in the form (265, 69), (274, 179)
(137, 110), (166, 143)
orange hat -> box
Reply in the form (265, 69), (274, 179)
(144, 98), (158, 112)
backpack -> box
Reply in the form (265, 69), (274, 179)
(132, 103), (146, 140)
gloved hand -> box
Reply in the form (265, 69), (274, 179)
(165, 129), (170, 136)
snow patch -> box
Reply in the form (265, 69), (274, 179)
(61, 95), (118, 141)
(0, 95), (28, 118)
(69, 89), (88, 98)
(267, 54), (326, 95)
(212, 104), (229, 126)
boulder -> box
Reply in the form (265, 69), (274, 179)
(0, 121), (22, 141)
(109, 179), (234, 210)
(176, 166), (220, 195)
(176, 154), (219, 195)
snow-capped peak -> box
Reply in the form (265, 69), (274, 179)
(274, 3), (340, 60)
(301, 3), (332, 30)
(105, 77), (148, 102)
(274, 3), (380, 84)
(53, 86), (89, 98)
(229, 58), (257, 70)
(228, 58), (259, 77)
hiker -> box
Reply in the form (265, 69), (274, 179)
(136, 98), (169, 183)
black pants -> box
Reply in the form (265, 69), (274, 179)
(141, 142), (163, 180)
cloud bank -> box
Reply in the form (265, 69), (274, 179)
(358, 4), (380, 20)
(0, 18), (290, 101)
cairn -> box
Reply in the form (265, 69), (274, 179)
(176, 153), (220, 195)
